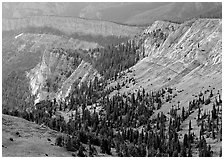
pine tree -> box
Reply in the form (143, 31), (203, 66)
(77, 145), (86, 157)
(173, 150), (178, 157)
(183, 134), (188, 148)
(55, 135), (63, 147)
(198, 107), (201, 120)
(181, 107), (185, 121)
(212, 121), (215, 139)
(180, 145), (187, 157)
(210, 90), (213, 97)
(201, 120), (204, 134)
(188, 145), (193, 157)
(188, 120), (192, 135)
(65, 135), (73, 151)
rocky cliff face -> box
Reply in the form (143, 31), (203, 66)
(3, 16), (142, 37)
(57, 60), (101, 101)
(142, 18), (221, 68)
(26, 49), (101, 104)
(114, 18), (221, 93)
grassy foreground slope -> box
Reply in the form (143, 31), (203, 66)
(2, 114), (72, 157)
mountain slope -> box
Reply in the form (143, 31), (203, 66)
(106, 18), (222, 157)
(110, 18), (221, 94)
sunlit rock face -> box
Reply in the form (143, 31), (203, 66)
(140, 18), (222, 76)
(143, 19), (221, 67)
(112, 18), (221, 95)
(26, 49), (101, 104)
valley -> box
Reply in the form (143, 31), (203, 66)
(2, 3), (222, 157)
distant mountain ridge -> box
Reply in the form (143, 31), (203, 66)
(3, 2), (221, 25)
(2, 15), (142, 37)
(125, 2), (221, 25)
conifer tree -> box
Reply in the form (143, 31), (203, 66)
(181, 107), (185, 121)
(188, 145), (193, 157)
(180, 145), (187, 157)
(188, 120), (192, 135)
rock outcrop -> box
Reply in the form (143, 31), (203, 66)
(142, 19), (221, 67)
(26, 49), (100, 104)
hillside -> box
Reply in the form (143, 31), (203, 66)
(2, 114), (72, 157)
(106, 18), (222, 156)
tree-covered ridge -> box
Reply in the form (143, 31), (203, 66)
(93, 40), (140, 80)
